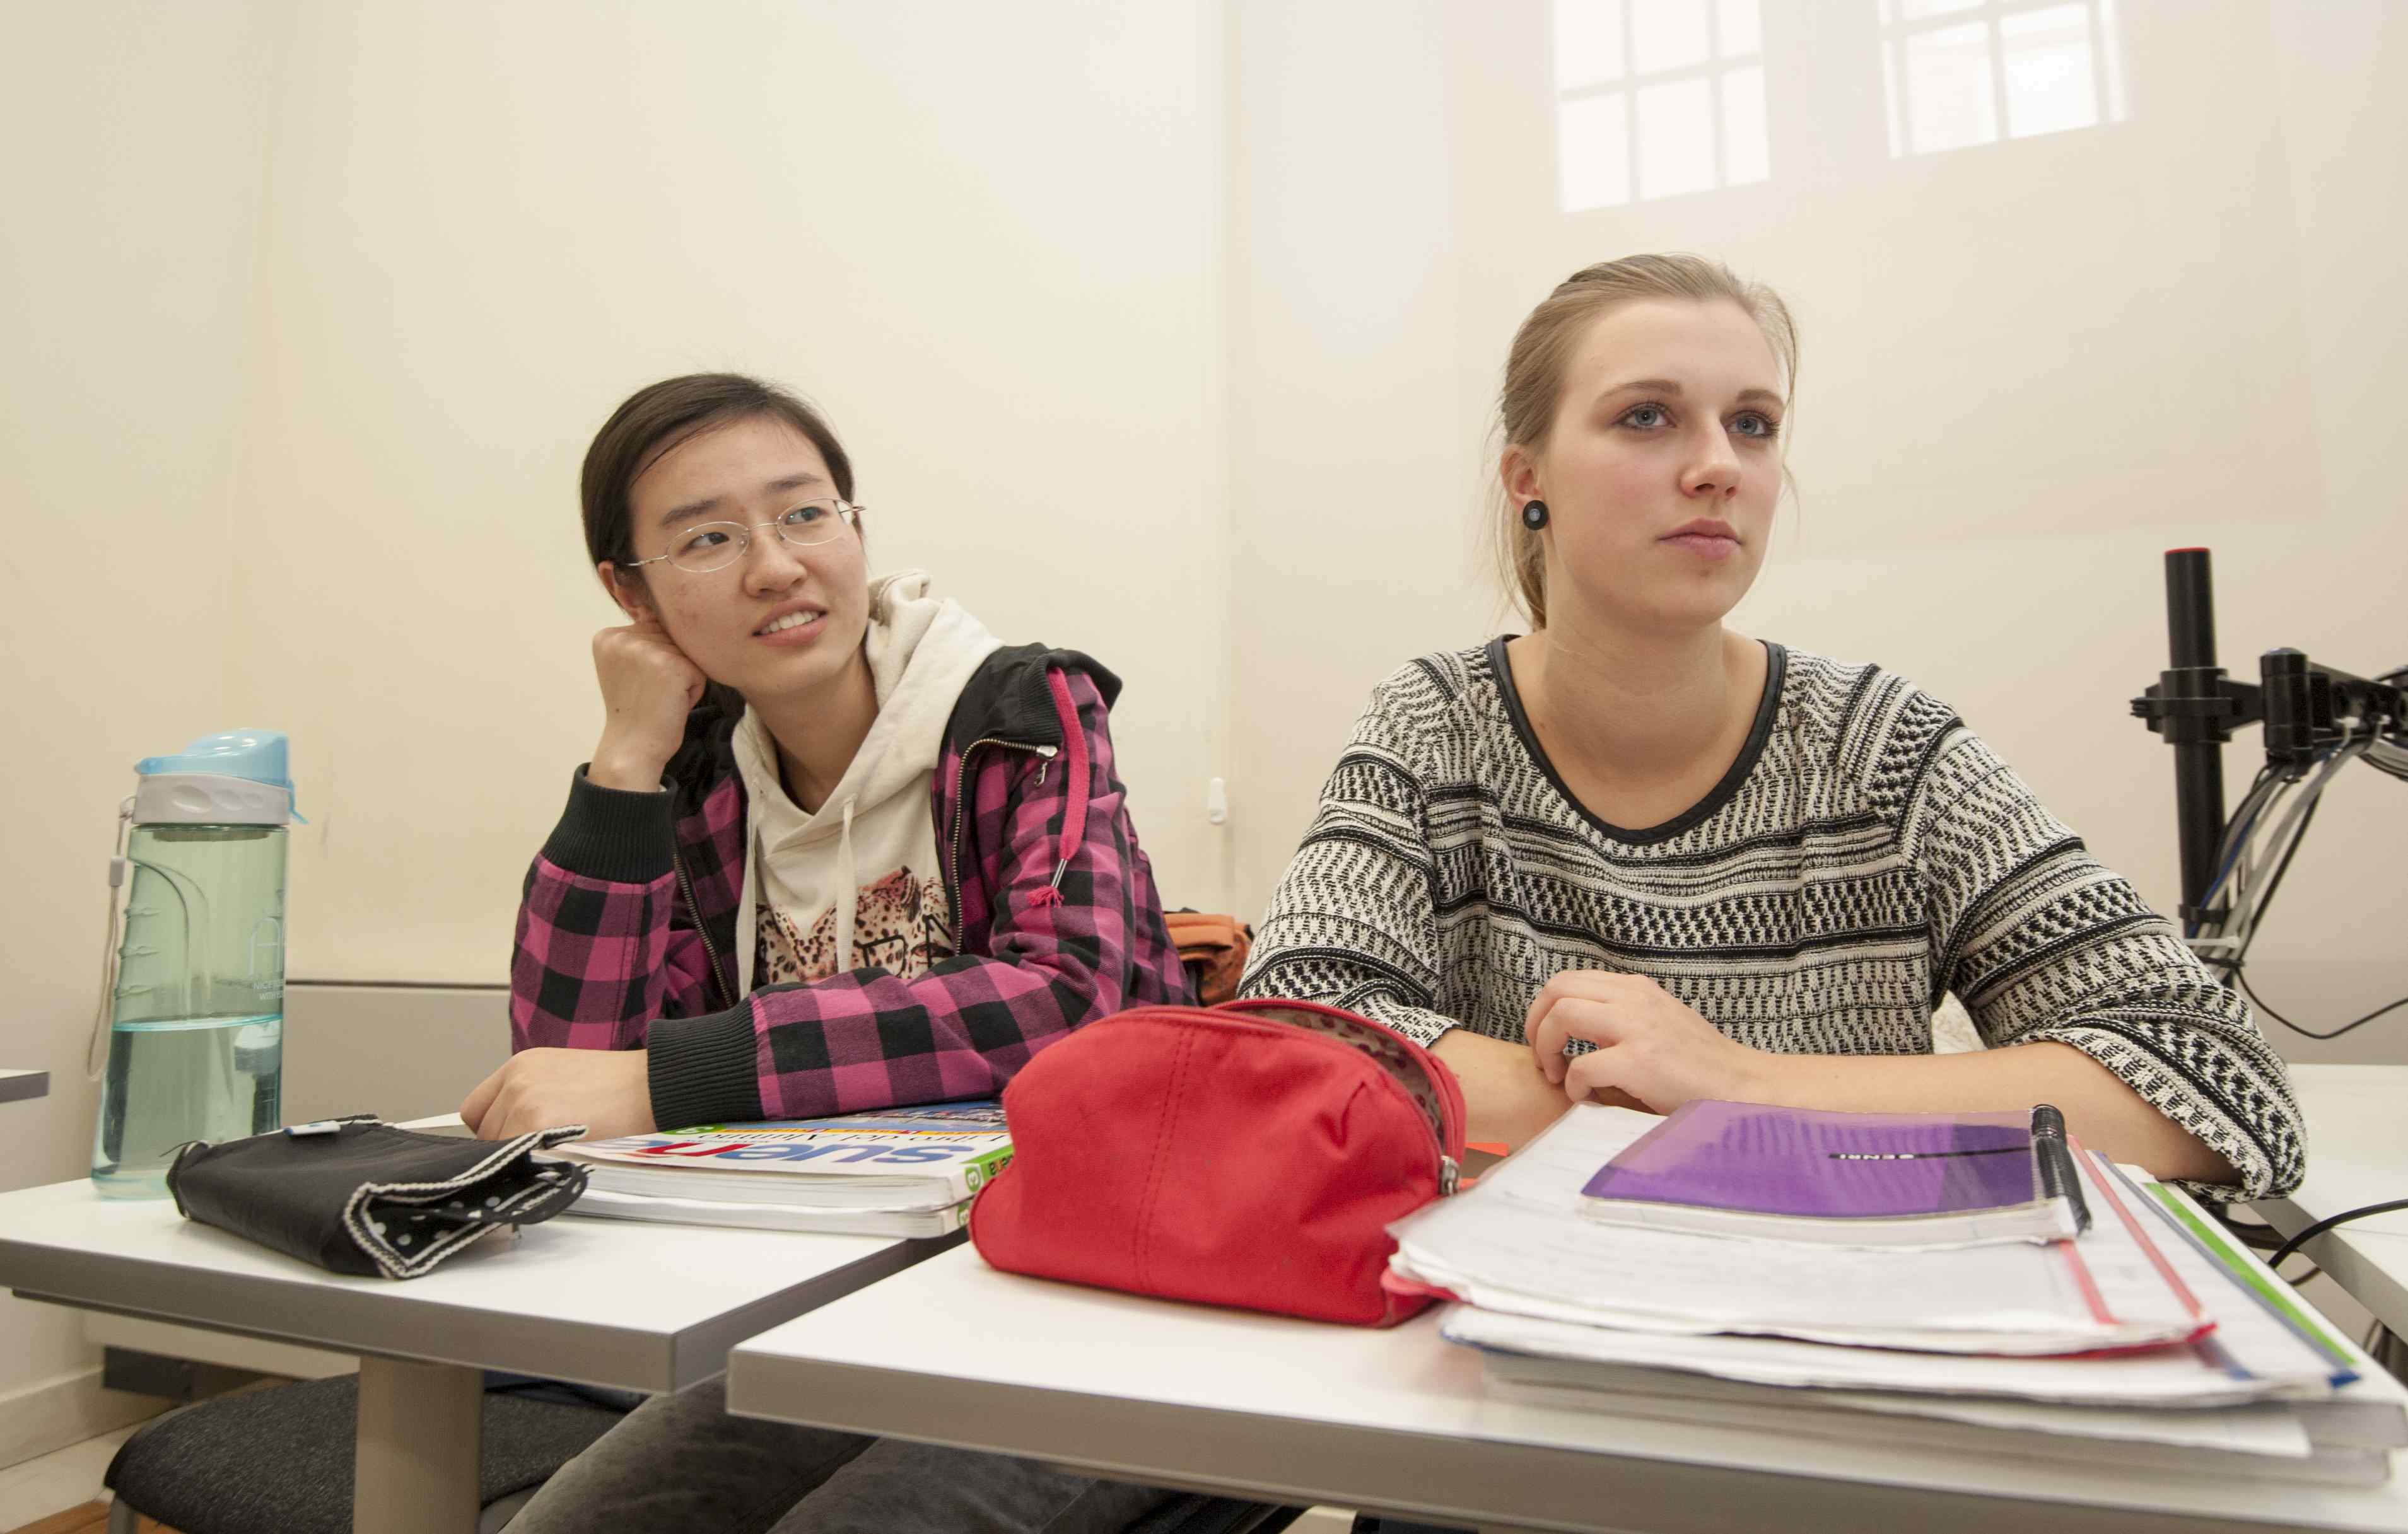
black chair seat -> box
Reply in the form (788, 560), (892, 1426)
(1125, 1495), (1307, 1534)
(106, 1374), (622, 1534)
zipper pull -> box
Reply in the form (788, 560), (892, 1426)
(1440, 1154), (1461, 1195)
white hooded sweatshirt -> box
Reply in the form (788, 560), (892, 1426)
(729, 571), (1003, 992)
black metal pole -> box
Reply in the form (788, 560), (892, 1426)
(2162, 549), (2227, 919)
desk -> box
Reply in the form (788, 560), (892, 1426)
(2258, 1065), (2408, 1337)
(727, 1245), (2408, 1534)
(0, 1180), (953, 1534)
(0, 1069), (47, 1103)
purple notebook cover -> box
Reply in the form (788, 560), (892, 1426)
(1581, 1100), (2041, 1220)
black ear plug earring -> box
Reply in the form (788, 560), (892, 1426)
(1521, 499), (1550, 530)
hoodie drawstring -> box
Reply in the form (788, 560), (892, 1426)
(1027, 668), (1090, 910)
(834, 798), (860, 971)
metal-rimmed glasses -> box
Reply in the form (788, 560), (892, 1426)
(621, 499), (862, 575)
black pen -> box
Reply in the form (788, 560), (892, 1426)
(2029, 1103), (2092, 1236)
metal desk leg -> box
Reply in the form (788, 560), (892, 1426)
(354, 1356), (483, 1534)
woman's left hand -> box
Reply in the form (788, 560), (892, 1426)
(1524, 972), (1768, 1114)
(462, 1048), (657, 1142)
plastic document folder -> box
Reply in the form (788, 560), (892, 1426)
(1577, 1100), (2084, 1247)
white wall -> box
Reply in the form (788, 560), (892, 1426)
(221, 1), (1232, 982)
(1224, 0), (2408, 1063)
(0, 0), (277, 1444)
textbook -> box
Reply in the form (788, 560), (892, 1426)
(567, 1185), (973, 1239)
(1575, 1100), (2087, 1248)
(558, 1100), (1011, 1214)
(1444, 1153), (2408, 1488)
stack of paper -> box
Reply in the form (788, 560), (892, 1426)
(558, 1101), (1011, 1238)
(1392, 1105), (2406, 1484)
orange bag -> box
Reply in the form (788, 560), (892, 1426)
(1164, 911), (1253, 1005)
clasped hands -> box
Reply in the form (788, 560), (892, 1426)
(1523, 970), (1774, 1115)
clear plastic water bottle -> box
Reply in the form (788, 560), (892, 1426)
(91, 731), (298, 1197)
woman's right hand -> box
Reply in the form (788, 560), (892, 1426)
(587, 612), (706, 791)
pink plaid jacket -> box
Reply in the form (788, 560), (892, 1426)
(510, 645), (1193, 1130)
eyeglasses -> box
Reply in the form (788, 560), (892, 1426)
(622, 499), (862, 575)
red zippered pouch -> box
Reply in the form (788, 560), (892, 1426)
(969, 998), (1467, 1326)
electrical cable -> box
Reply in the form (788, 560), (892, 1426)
(2269, 1199), (2408, 1270)
(2217, 736), (2408, 1038)
(2173, 690), (2404, 1036)
(2231, 782), (2325, 964)
(2231, 737), (2364, 952)
(2189, 766), (2281, 937)
(2236, 968), (2408, 1042)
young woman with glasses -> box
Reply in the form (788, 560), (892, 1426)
(1240, 255), (2304, 1207)
(465, 373), (1188, 1534)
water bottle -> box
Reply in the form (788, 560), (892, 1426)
(90, 731), (299, 1197)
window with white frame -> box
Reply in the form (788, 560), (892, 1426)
(1879, 0), (2127, 158)
(1553, 0), (1770, 213)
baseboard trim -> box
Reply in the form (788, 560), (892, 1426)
(0, 1365), (166, 1472)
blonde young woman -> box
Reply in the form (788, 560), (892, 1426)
(1240, 254), (2301, 1201)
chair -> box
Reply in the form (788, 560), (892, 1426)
(103, 1374), (624, 1534)
(1126, 1496), (1306, 1533)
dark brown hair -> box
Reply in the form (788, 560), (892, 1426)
(582, 372), (856, 572)
(580, 373), (859, 717)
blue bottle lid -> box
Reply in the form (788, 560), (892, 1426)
(137, 730), (303, 820)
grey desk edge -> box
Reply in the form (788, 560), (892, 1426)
(724, 1352), (2363, 1534)
(3, 1228), (957, 1394)
(0, 1070), (49, 1104)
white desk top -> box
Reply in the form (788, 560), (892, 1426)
(0, 1069), (47, 1104)
(0, 1178), (950, 1393)
(2259, 1065), (2408, 1335)
(728, 1245), (2408, 1534)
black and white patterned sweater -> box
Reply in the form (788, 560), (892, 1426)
(1239, 638), (2304, 1202)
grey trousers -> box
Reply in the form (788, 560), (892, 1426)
(506, 1375), (1175, 1534)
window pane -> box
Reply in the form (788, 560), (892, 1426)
(1559, 93), (1632, 211)
(1902, 21), (1997, 154)
(1636, 77), (1717, 199)
(1898, 0), (1984, 17)
(1631, 0), (1710, 73)
(1722, 64), (1768, 185)
(1717, 0), (1763, 57)
(1554, 0), (1625, 91)
(2002, 4), (2098, 139)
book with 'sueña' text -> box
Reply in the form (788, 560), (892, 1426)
(1577, 1100), (2086, 1249)
(557, 1100), (1012, 1214)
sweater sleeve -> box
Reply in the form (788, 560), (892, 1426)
(1912, 728), (2306, 1202)
(1238, 678), (1464, 1048)
(508, 768), (718, 1053)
